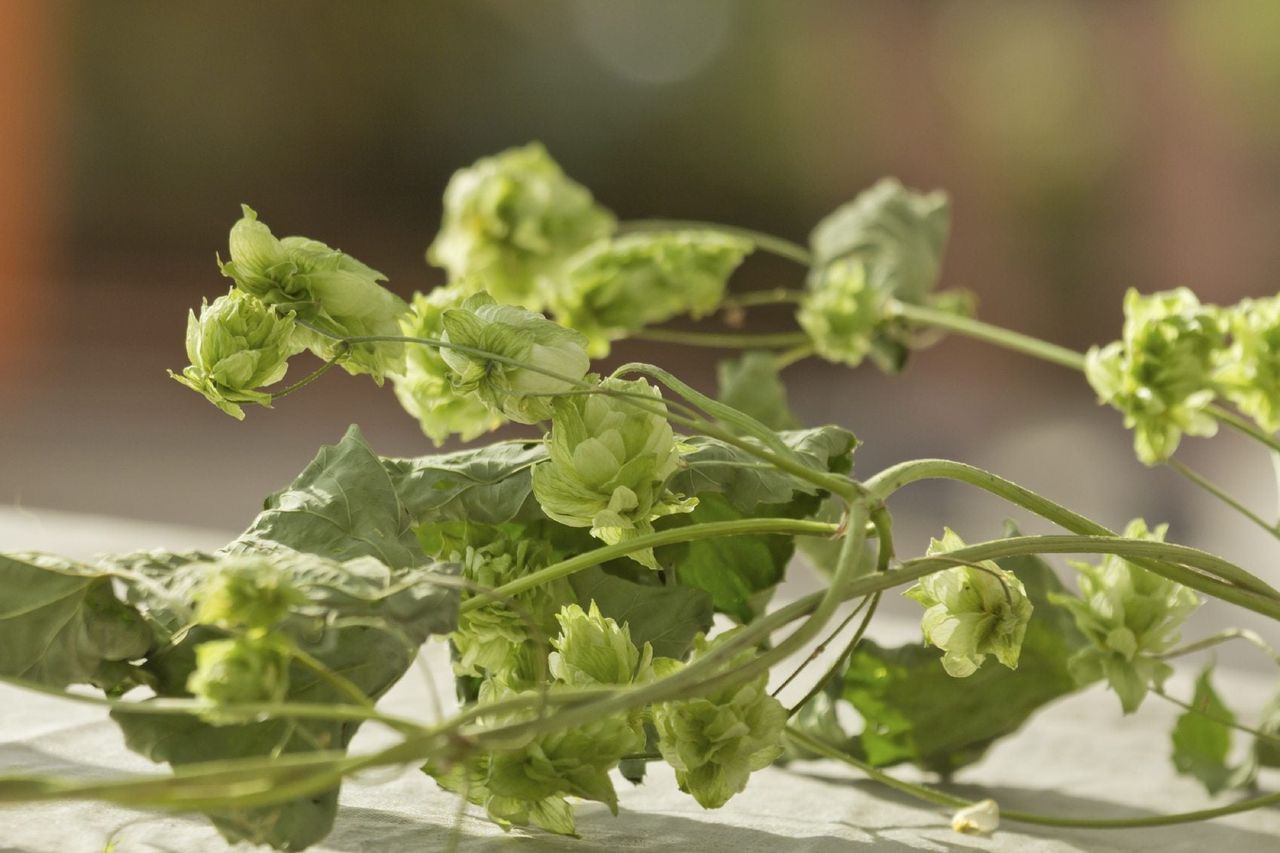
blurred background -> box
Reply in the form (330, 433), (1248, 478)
(4, 1), (1280, 657)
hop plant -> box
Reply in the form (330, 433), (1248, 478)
(452, 538), (570, 685)
(802, 179), (967, 372)
(1217, 295), (1280, 432)
(531, 377), (695, 567)
(391, 286), (504, 445)
(193, 556), (304, 631)
(548, 601), (654, 688)
(440, 292), (591, 424)
(651, 634), (787, 809)
(186, 636), (290, 723)
(550, 231), (752, 357)
(169, 289), (300, 420)
(218, 205), (409, 382)
(426, 698), (643, 836)
(1049, 519), (1201, 713)
(904, 529), (1033, 678)
(797, 259), (887, 368)
(427, 142), (616, 309)
(1085, 288), (1226, 465)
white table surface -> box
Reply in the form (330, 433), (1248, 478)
(1, 506), (1278, 853)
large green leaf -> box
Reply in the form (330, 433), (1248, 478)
(228, 425), (424, 568)
(568, 567), (713, 660)
(716, 352), (799, 434)
(383, 440), (547, 527)
(835, 528), (1088, 775)
(671, 426), (856, 513)
(111, 551), (457, 851)
(1170, 666), (1251, 794)
(0, 553), (150, 689)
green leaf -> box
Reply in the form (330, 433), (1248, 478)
(1257, 685), (1280, 769)
(0, 554), (150, 689)
(228, 425), (424, 568)
(568, 566), (713, 660)
(384, 440), (548, 527)
(839, 526), (1088, 775)
(111, 551), (457, 850)
(655, 494), (794, 623)
(671, 426), (856, 513)
(716, 352), (799, 434)
(1170, 666), (1248, 794)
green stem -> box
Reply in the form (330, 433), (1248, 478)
(785, 727), (1280, 829)
(1158, 628), (1280, 666)
(287, 644), (376, 708)
(1209, 404), (1280, 455)
(865, 458), (1280, 611)
(1166, 458), (1279, 539)
(773, 343), (815, 370)
(719, 288), (806, 310)
(460, 517), (839, 614)
(271, 343), (349, 400)
(632, 328), (812, 349)
(1153, 690), (1280, 747)
(618, 219), (813, 266)
(888, 300), (1086, 371)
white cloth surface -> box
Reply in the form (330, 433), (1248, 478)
(1, 507), (1278, 852)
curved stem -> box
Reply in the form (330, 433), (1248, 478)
(1157, 628), (1280, 666)
(785, 727), (1280, 830)
(865, 458), (1280, 609)
(632, 328), (812, 349)
(719, 288), (806, 311)
(1210, 404), (1280, 455)
(1166, 458), (1279, 539)
(1153, 690), (1280, 748)
(618, 219), (813, 266)
(459, 518), (840, 614)
(887, 300), (1086, 371)
(271, 344), (349, 400)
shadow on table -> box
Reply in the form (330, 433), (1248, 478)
(323, 802), (983, 852)
(794, 769), (1280, 853)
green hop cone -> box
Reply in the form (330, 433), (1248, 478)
(1085, 288), (1226, 465)
(1049, 519), (1201, 713)
(193, 556), (305, 632)
(170, 289), (299, 419)
(797, 259), (886, 368)
(802, 178), (968, 371)
(452, 537), (570, 685)
(440, 292), (591, 424)
(1217, 295), (1280, 432)
(651, 634), (787, 809)
(219, 205), (409, 382)
(548, 601), (654, 688)
(551, 231), (752, 357)
(904, 528), (1034, 678)
(427, 142), (616, 310)
(426, 695), (643, 836)
(391, 285), (505, 445)
(531, 377), (696, 568)
(186, 636), (290, 724)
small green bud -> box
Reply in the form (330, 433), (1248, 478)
(186, 636), (289, 723)
(451, 538), (570, 684)
(797, 259), (887, 368)
(802, 180), (968, 372)
(193, 557), (304, 631)
(391, 286), (505, 445)
(651, 633), (787, 809)
(170, 289), (299, 419)
(1049, 519), (1201, 713)
(427, 143), (616, 310)
(904, 529), (1033, 678)
(548, 601), (653, 687)
(551, 231), (752, 356)
(440, 292), (590, 424)
(1085, 288), (1226, 465)
(532, 377), (695, 567)
(219, 205), (409, 382)
(1217, 295), (1280, 432)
